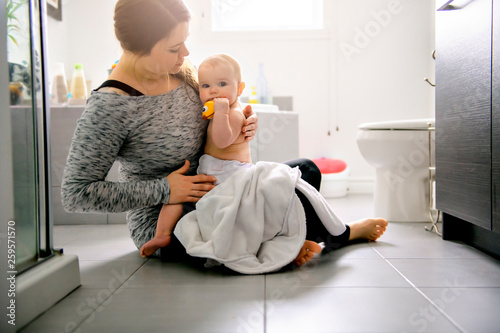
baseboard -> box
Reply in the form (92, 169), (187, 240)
(17, 254), (81, 330)
(347, 177), (374, 194)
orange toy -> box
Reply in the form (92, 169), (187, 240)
(202, 100), (215, 120)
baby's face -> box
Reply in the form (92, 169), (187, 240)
(198, 62), (240, 106)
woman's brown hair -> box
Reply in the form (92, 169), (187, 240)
(114, 0), (198, 93)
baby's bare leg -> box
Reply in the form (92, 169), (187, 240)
(348, 218), (388, 241)
(293, 240), (323, 267)
(140, 204), (183, 257)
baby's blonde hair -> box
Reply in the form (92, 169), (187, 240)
(199, 54), (242, 83)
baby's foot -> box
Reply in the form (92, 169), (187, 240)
(293, 240), (323, 267)
(140, 235), (171, 257)
(348, 218), (388, 242)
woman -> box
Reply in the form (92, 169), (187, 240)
(62, 0), (387, 261)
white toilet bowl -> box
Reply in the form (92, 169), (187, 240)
(356, 118), (435, 222)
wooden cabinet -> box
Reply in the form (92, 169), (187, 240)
(436, 0), (500, 257)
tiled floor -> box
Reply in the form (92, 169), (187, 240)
(21, 194), (500, 333)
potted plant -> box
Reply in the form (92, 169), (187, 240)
(6, 0), (27, 46)
(6, 0), (31, 104)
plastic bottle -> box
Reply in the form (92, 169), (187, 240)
(248, 86), (259, 104)
(50, 63), (68, 105)
(256, 63), (268, 104)
(68, 63), (87, 105)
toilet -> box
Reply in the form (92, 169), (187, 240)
(356, 118), (435, 222)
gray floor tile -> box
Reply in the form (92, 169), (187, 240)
(372, 238), (488, 259)
(371, 222), (488, 259)
(125, 259), (265, 288)
(20, 288), (107, 333)
(24, 196), (500, 332)
(79, 259), (147, 290)
(375, 222), (443, 242)
(327, 194), (375, 218)
(77, 286), (265, 333)
(266, 256), (410, 288)
(60, 224), (141, 260)
(53, 225), (83, 248)
(388, 258), (500, 287)
(265, 287), (460, 333)
(421, 287), (500, 333)
(324, 241), (381, 259)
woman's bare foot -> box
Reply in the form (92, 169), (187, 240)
(140, 235), (171, 257)
(293, 240), (323, 267)
(348, 218), (388, 242)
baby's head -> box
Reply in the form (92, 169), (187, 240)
(198, 54), (245, 105)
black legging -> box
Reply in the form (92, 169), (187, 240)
(162, 158), (350, 261)
(283, 158), (350, 252)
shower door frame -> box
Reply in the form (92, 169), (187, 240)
(1, 1), (80, 331)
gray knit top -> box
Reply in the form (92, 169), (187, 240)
(61, 83), (207, 254)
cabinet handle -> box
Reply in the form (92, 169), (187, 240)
(424, 78), (436, 87)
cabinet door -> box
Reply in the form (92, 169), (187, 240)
(436, 0), (492, 229)
(493, 0), (500, 232)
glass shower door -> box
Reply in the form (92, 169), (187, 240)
(1, 2), (80, 330)
(5, 0), (52, 273)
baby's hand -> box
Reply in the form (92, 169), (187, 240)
(213, 97), (230, 115)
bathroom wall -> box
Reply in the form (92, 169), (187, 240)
(46, 0), (121, 89)
(46, 0), (436, 191)
(333, 0), (436, 185)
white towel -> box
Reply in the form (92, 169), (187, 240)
(173, 161), (346, 274)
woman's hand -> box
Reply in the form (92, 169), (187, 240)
(242, 104), (258, 142)
(166, 161), (216, 204)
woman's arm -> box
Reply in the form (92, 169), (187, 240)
(61, 96), (170, 213)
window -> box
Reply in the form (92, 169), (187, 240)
(211, 0), (324, 32)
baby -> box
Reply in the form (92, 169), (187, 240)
(141, 54), (322, 266)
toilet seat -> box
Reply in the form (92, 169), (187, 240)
(358, 118), (434, 131)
